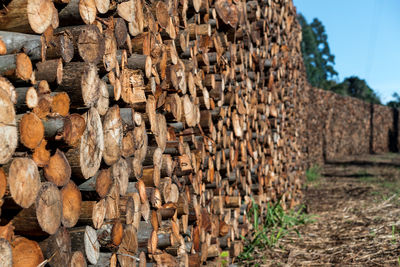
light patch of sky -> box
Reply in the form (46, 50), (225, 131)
(294, 0), (400, 103)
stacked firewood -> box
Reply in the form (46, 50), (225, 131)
(0, 0), (304, 266)
(301, 87), (399, 167)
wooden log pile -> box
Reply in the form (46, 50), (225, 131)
(301, 87), (399, 167)
(0, 0), (304, 265)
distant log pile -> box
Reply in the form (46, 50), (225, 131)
(302, 87), (399, 167)
(0, 0), (304, 265)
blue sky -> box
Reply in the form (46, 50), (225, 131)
(293, 0), (400, 104)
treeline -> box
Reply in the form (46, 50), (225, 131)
(298, 14), (384, 105)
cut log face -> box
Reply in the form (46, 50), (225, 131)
(10, 236), (44, 267)
(63, 114), (86, 147)
(44, 149), (72, 187)
(81, 64), (100, 108)
(79, 0), (97, 25)
(27, 0), (54, 33)
(70, 251), (87, 267)
(19, 112), (44, 149)
(0, 88), (18, 164)
(61, 181), (82, 228)
(9, 157), (41, 208)
(79, 107), (104, 179)
(84, 226), (100, 265)
(78, 25), (105, 64)
(103, 105), (123, 165)
(117, 224), (138, 267)
(111, 157), (130, 196)
(36, 182), (62, 235)
(120, 68), (146, 104)
(0, 238), (12, 267)
(39, 227), (71, 267)
(51, 92), (70, 116)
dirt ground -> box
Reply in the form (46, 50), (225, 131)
(254, 153), (400, 266)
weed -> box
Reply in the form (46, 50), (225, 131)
(306, 165), (321, 183)
(219, 251), (229, 267)
(238, 199), (314, 262)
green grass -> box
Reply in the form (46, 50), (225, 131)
(238, 199), (315, 262)
(306, 165), (321, 183)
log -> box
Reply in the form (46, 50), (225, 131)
(36, 182), (62, 235)
(39, 227), (72, 267)
(0, 52), (33, 81)
(65, 107), (104, 179)
(61, 180), (82, 228)
(0, 87), (18, 164)
(0, 238), (12, 267)
(102, 105), (123, 165)
(0, 31), (41, 60)
(10, 236), (44, 267)
(8, 157), (41, 209)
(0, 0), (53, 33)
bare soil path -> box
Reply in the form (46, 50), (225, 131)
(257, 153), (400, 266)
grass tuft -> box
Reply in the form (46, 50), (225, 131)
(306, 165), (321, 183)
(238, 199), (315, 262)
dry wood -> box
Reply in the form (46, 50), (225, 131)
(39, 227), (71, 267)
(61, 181), (82, 228)
(0, 238), (12, 267)
(70, 251), (87, 267)
(35, 58), (63, 84)
(36, 182), (62, 235)
(0, 31), (41, 60)
(10, 236), (44, 267)
(0, 0), (53, 33)
(44, 149), (71, 186)
(0, 52), (33, 81)
(65, 107), (104, 179)
(103, 105), (123, 165)
(8, 157), (41, 208)
(0, 87), (18, 164)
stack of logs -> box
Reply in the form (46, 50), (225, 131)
(0, 0), (304, 265)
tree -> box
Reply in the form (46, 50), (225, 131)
(330, 76), (381, 104)
(387, 93), (400, 108)
(298, 14), (338, 90)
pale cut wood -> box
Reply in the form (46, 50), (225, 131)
(111, 157), (130, 196)
(36, 182), (62, 235)
(79, 0), (97, 25)
(0, 0), (53, 33)
(95, 0), (110, 14)
(117, 224), (138, 267)
(8, 157), (41, 208)
(65, 107), (104, 179)
(120, 68), (146, 104)
(0, 76), (17, 104)
(69, 226), (100, 265)
(0, 238), (12, 267)
(0, 88), (18, 164)
(103, 105), (123, 165)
